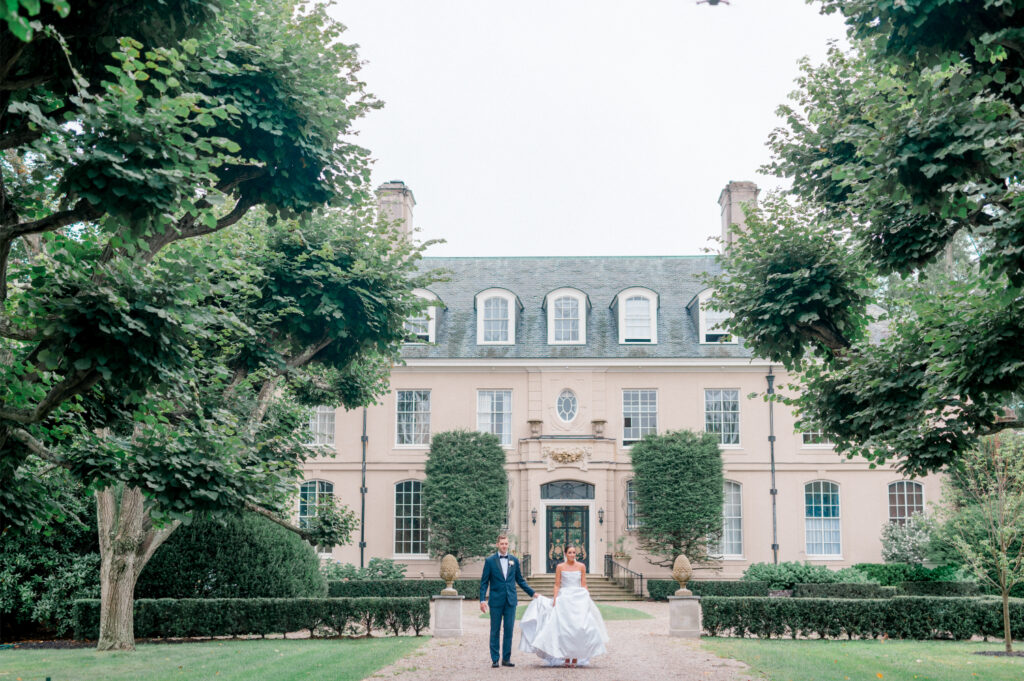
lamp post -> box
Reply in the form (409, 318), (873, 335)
(767, 367), (779, 565)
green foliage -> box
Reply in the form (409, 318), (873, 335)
(135, 513), (326, 599)
(327, 579), (482, 599)
(791, 583), (897, 599)
(880, 512), (933, 564)
(741, 562), (875, 591)
(322, 558), (407, 581)
(72, 597), (430, 640)
(899, 581), (982, 597)
(705, 0), (1024, 476)
(701, 596), (1024, 640)
(630, 430), (723, 566)
(852, 562), (959, 587)
(422, 430), (507, 564)
(0, 471), (98, 639)
(647, 580), (769, 600)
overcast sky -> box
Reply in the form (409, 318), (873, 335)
(331, 1), (849, 257)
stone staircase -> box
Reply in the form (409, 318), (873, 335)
(518, 574), (641, 601)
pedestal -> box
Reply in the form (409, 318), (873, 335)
(430, 594), (465, 638)
(668, 595), (702, 638)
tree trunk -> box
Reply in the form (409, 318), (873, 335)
(1002, 586), (1013, 653)
(95, 484), (179, 651)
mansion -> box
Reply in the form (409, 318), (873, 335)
(298, 181), (941, 580)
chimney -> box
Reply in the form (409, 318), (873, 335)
(717, 180), (759, 249)
(375, 180), (416, 238)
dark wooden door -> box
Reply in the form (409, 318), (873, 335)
(545, 505), (589, 573)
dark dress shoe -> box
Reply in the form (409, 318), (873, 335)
(491, 662), (499, 668)
(502, 661), (515, 667)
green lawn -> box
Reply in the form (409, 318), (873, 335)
(703, 638), (1024, 681)
(479, 603), (652, 621)
(0, 637), (429, 681)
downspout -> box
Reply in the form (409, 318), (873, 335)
(767, 366), (779, 565)
(360, 407), (368, 568)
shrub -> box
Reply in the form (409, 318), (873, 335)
(647, 580), (769, 600)
(852, 563), (958, 586)
(135, 513), (326, 599)
(321, 558), (407, 581)
(792, 583), (897, 599)
(899, 581), (982, 597)
(72, 597), (429, 640)
(880, 512), (932, 564)
(743, 562), (849, 590)
(700, 596), (1024, 640)
(327, 579), (482, 599)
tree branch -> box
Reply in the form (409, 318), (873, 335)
(9, 427), (68, 467)
(244, 500), (311, 541)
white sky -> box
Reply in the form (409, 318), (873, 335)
(331, 1), (849, 257)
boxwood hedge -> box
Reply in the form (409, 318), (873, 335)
(648, 580), (769, 600)
(792, 583), (898, 599)
(327, 579), (484, 598)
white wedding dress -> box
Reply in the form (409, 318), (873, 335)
(519, 570), (609, 666)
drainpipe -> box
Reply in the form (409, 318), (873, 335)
(767, 367), (779, 565)
(360, 407), (368, 568)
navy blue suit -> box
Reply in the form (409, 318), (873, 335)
(479, 552), (534, 663)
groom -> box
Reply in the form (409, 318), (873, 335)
(479, 533), (537, 668)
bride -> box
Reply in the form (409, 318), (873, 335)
(519, 545), (609, 667)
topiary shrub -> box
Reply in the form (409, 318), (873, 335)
(792, 583), (897, 599)
(135, 512), (326, 599)
(647, 580), (769, 600)
(852, 563), (958, 586)
(899, 581), (982, 597)
(742, 562), (851, 590)
(322, 558), (406, 581)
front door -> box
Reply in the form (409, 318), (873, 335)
(545, 505), (589, 572)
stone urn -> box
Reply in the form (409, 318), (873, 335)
(672, 554), (693, 596)
(440, 554), (460, 595)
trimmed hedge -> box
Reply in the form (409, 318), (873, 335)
(792, 583), (898, 599)
(648, 580), (769, 600)
(900, 581), (982, 597)
(327, 579), (482, 599)
(852, 563), (958, 586)
(72, 597), (429, 640)
(701, 596), (1024, 640)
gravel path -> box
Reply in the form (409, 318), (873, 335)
(369, 601), (754, 681)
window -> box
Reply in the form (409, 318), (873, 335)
(697, 288), (736, 344)
(396, 389), (430, 445)
(476, 288), (518, 345)
(614, 287), (658, 344)
(545, 288), (588, 344)
(622, 389), (657, 445)
(802, 430), (833, 447)
(805, 481), (841, 556)
(404, 289), (439, 344)
(625, 479), (639, 530)
(298, 480), (333, 529)
(541, 480), (595, 499)
(478, 389), (512, 446)
(705, 389), (740, 445)
(556, 389), (578, 422)
(888, 481), (924, 525)
(720, 481), (743, 556)
(394, 480), (427, 555)
(306, 405), (335, 446)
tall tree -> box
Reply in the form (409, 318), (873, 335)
(630, 430), (724, 566)
(422, 430), (508, 565)
(707, 0), (1024, 476)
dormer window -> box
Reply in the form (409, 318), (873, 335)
(698, 288), (736, 344)
(475, 288), (520, 345)
(613, 287), (658, 344)
(544, 288), (588, 345)
(404, 289), (440, 344)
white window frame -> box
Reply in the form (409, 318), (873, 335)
(719, 480), (743, 558)
(556, 389), (579, 422)
(478, 389), (513, 447)
(622, 389), (657, 446)
(393, 479), (428, 558)
(545, 288), (587, 345)
(306, 405), (335, 447)
(888, 480), (925, 526)
(625, 479), (639, 530)
(395, 389), (431, 447)
(299, 479), (335, 557)
(698, 288), (737, 345)
(804, 480), (842, 558)
(475, 288), (518, 345)
(404, 289), (439, 344)
(704, 388), (741, 447)
(615, 287), (658, 344)
(801, 429), (834, 448)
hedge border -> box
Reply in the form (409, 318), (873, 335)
(648, 580), (770, 600)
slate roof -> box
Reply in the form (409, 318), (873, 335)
(401, 256), (754, 361)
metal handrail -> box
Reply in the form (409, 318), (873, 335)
(522, 554), (531, 577)
(604, 554), (644, 598)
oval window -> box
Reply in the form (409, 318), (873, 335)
(556, 390), (578, 422)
